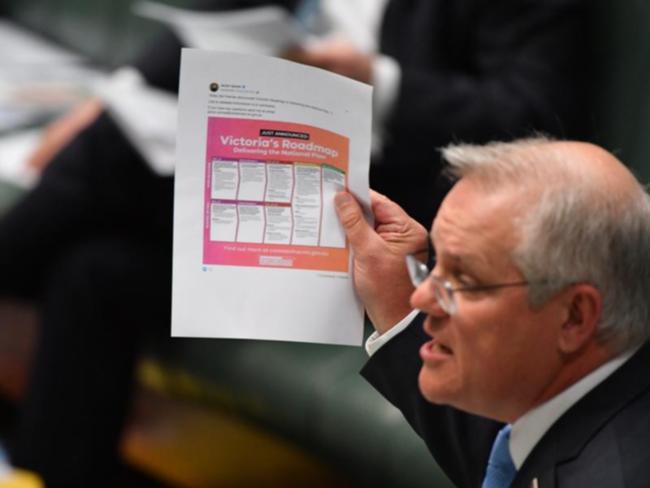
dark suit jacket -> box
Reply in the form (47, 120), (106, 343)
(362, 315), (650, 487)
(374, 0), (595, 226)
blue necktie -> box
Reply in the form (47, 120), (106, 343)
(482, 424), (517, 488)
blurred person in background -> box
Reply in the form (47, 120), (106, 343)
(0, 0), (594, 486)
(0, 3), (298, 486)
(289, 0), (594, 225)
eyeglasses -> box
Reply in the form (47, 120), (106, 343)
(405, 254), (531, 315)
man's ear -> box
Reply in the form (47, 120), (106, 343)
(558, 284), (603, 354)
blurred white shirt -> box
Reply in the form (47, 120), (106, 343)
(314, 0), (387, 53)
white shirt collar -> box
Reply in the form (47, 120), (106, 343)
(509, 346), (640, 469)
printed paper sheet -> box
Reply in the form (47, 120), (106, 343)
(172, 50), (371, 345)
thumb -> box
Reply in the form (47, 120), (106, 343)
(371, 190), (410, 227)
(335, 191), (376, 253)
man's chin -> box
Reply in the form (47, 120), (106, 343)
(417, 367), (452, 405)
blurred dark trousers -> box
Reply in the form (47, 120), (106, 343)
(0, 113), (174, 487)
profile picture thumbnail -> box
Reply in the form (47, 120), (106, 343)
(209, 82), (220, 92)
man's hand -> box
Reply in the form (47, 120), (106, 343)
(335, 190), (428, 334)
(284, 39), (374, 84)
(27, 98), (104, 171)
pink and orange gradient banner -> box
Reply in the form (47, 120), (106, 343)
(203, 117), (350, 272)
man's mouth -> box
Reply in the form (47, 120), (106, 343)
(432, 340), (453, 354)
(420, 337), (453, 363)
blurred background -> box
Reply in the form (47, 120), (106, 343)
(0, 0), (648, 487)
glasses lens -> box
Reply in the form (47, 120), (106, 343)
(405, 255), (430, 287)
(431, 277), (456, 315)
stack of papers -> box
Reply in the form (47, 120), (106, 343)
(0, 19), (81, 65)
(0, 21), (104, 133)
(0, 20), (105, 188)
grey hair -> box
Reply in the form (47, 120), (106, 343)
(441, 137), (650, 353)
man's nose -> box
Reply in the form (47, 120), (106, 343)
(410, 280), (448, 318)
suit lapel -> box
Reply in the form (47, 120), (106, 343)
(511, 341), (650, 488)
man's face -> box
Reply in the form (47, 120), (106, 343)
(411, 178), (566, 422)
